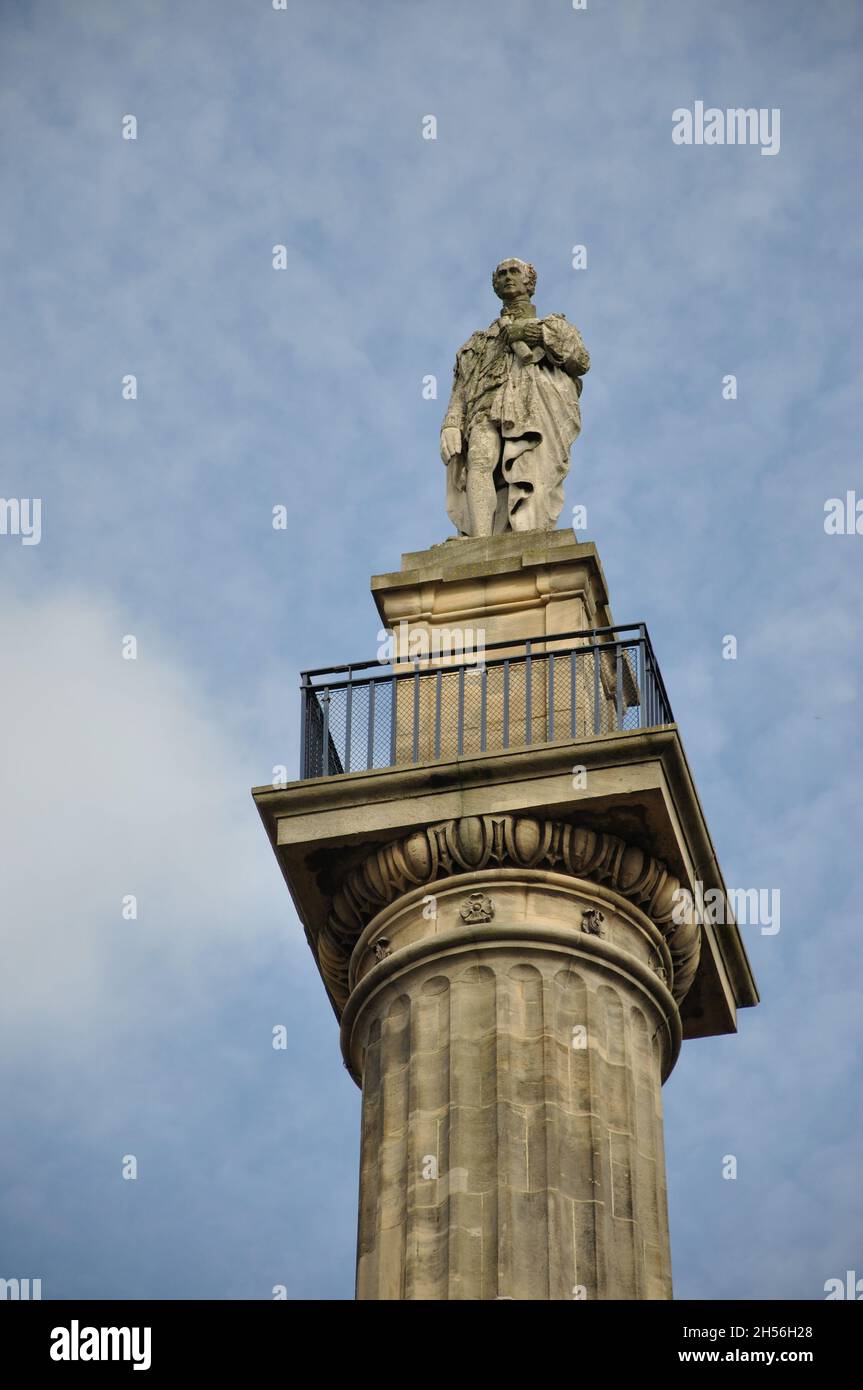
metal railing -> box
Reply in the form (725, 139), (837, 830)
(300, 624), (673, 779)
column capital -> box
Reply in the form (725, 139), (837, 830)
(320, 813), (700, 1014)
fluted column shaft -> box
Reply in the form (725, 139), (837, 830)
(340, 870), (680, 1301)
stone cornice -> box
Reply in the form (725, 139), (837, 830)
(318, 813), (700, 1012)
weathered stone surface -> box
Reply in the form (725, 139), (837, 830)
(441, 259), (590, 537)
(344, 875), (675, 1299)
(324, 814), (699, 1014)
(372, 535), (612, 655)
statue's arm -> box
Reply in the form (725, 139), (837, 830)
(541, 315), (590, 380)
(440, 346), (472, 464)
(442, 348), (469, 432)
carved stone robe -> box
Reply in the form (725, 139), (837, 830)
(443, 312), (590, 534)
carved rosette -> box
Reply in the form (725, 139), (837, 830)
(459, 891), (495, 925)
(316, 815), (700, 1011)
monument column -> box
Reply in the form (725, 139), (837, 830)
(253, 260), (758, 1299)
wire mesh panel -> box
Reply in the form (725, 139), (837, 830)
(301, 627), (673, 778)
(323, 688), (348, 770)
(303, 690), (344, 778)
(353, 676), (397, 771)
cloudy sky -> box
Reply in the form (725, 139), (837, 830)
(1, 0), (860, 1300)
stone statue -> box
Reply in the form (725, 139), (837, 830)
(440, 258), (590, 537)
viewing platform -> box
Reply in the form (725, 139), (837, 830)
(300, 623), (673, 779)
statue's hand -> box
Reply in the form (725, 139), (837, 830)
(520, 320), (542, 347)
(440, 426), (462, 464)
(502, 320), (526, 346)
(502, 319), (542, 348)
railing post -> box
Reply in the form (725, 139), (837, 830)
(525, 639), (532, 746)
(547, 649), (554, 742)
(638, 630), (646, 729)
(344, 667), (353, 774)
(389, 676), (397, 768)
(299, 673), (310, 779)
(570, 649), (578, 738)
(503, 660), (510, 748)
(412, 660), (420, 764)
(644, 634), (656, 726)
(457, 665), (465, 756)
(322, 688), (331, 776)
(593, 641), (601, 735)
(434, 669), (443, 760)
(615, 645), (624, 728)
(480, 664), (487, 754)
(367, 678), (376, 770)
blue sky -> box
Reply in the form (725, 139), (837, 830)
(1, 0), (861, 1299)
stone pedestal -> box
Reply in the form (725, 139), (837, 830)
(253, 532), (758, 1300)
(372, 530), (614, 654)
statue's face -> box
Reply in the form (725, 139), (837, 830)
(494, 262), (528, 300)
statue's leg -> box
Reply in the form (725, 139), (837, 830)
(465, 417), (500, 538)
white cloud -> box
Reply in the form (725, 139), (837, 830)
(0, 584), (296, 1055)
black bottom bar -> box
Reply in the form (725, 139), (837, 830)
(3, 1296), (858, 1375)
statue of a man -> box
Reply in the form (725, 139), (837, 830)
(440, 259), (590, 536)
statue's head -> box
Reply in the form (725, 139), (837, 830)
(492, 258), (537, 301)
